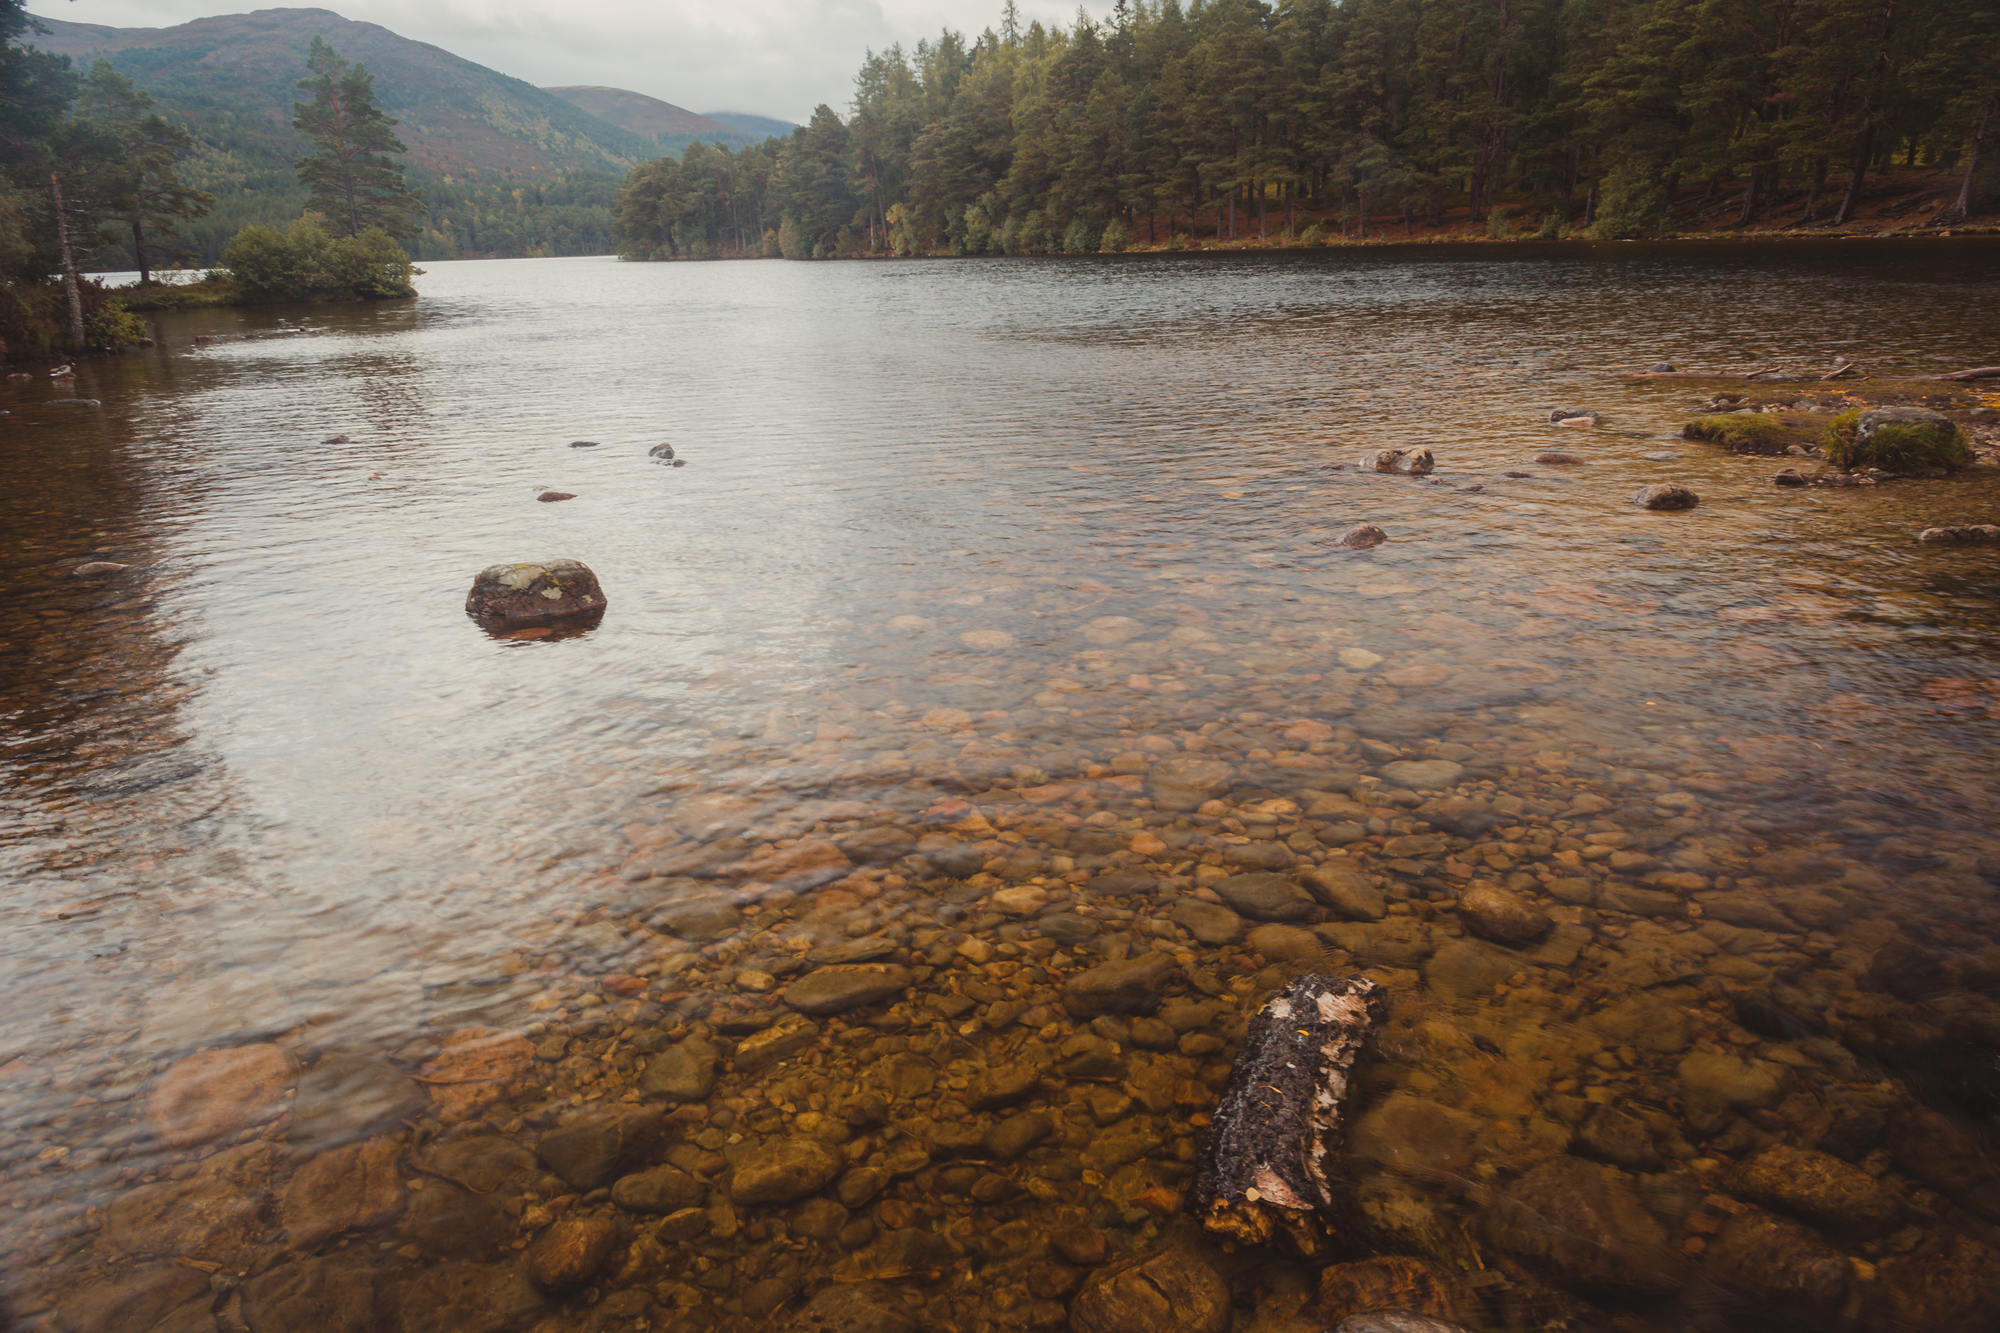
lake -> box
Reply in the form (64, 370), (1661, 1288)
(4, 245), (2000, 1331)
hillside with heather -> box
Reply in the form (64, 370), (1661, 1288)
(29, 8), (656, 179)
(544, 85), (762, 155)
(701, 111), (796, 142)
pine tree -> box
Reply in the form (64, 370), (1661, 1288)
(291, 37), (422, 237)
(610, 0), (2000, 260)
(78, 61), (212, 283)
(1917, 0), (2000, 220)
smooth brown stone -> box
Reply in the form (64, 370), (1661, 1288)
(146, 1043), (297, 1149)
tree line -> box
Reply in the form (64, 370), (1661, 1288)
(3, 1), (421, 355)
(615, 0), (2000, 261)
(3, 0), (215, 350)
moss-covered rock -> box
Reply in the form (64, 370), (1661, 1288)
(464, 559), (606, 632)
(1682, 414), (1825, 455)
(1823, 407), (1970, 473)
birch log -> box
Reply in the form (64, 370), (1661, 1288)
(1189, 974), (1385, 1257)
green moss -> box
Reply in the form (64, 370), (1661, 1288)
(1681, 414), (1824, 455)
(1823, 409), (1971, 472)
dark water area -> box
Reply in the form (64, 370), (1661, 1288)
(3, 244), (2000, 1331)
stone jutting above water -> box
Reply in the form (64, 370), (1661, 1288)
(463, 558), (606, 631)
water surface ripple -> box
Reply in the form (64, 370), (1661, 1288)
(3, 245), (2000, 1331)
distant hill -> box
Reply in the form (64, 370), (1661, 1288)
(543, 85), (738, 143)
(543, 87), (793, 157)
(20, 7), (792, 263)
(26, 8), (658, 183)
(701, 112), (796, 141)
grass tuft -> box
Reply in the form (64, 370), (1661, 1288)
(1681, 414), (1821, 455)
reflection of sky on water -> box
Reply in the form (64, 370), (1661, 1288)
(1, 242), (1998, 1137)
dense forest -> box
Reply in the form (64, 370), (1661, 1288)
(140, 156), (625, 266)
(615, 0), (2000, 260)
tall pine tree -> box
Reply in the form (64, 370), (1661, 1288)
(292, 37), (422, 238)
(78, 61), (212, 284)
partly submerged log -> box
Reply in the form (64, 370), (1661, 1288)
(1190, 974), (1385, 1257)
(1617, 365), (1786, 382)
(1623, 363), (1999, 383)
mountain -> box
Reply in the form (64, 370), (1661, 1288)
(699, 112), (796, 142)
(19, 7), (792, 262)
(26, 8), (659, 183)
(543, 85), (739, 143)
(542, 87), (793, 158)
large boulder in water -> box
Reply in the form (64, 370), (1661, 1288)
(1829, 406), (1968, 472)
(465, 559), (605, 631)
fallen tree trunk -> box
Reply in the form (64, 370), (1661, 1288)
(1624, 364), (2000, 383)
(1618, 365), (1786, 382)
(1189, 974), (1385, 1258)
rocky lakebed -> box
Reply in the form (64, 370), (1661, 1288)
(6, 251), (2000, 1333)
(14, 633), (2000, 1333)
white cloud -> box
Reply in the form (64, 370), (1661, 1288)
(36, 0), (1093, 123)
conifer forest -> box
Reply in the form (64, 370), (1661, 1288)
(615, 0), (2000, 260)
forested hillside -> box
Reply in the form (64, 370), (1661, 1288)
(26, 7), (665, 262)
(616, 0), (2000, 260)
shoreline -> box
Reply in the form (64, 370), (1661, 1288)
(88, 224), (2000, 285)
(614, 222), (2000, 264)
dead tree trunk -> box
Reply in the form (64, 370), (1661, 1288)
(1619, 365), (1788, 381)
(1835, 126), (1875, 225)
(50, 173), (85, 352)
(1189, 975), (1384, 1259)
(1948, 104), (1992, 221)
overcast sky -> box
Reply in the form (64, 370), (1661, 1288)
(37, 1), (1095, 124)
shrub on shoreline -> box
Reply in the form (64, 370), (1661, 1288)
(116, 274), (246, 311)
(1, 279), (144, 361)
(221, 218), (416, 303)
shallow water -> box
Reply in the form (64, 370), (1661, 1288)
(4, 245), (2000, 1331)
